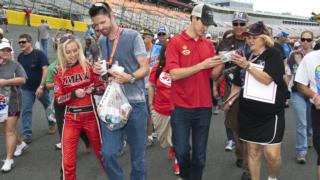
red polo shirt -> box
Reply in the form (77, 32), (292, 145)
(165, 30), (215, 108)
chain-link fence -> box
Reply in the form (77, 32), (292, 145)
(2, 0), (90, 21)
(110, 0), (191, 34)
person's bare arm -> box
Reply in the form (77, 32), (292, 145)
(35, 66), (48, 98)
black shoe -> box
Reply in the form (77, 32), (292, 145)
(241, 171), (251, 180)
(235, 159), (243, 168)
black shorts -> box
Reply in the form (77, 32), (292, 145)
(0, 18), (8, 25)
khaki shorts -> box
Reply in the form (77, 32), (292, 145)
(151, 110), (172, 148)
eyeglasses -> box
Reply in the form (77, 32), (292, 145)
(157, 33), (166, 36)
(18, 40), (27, 45)
(232, 22), (246, 27)
(59, 34), (76, 44)
(301, 38), (312, 42)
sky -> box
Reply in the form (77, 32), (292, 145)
(252, 0), (320, 17)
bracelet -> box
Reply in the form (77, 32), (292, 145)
(228, 101), (232, 106)
(244, 63), (251, 70)
(312, 94), (319, 101)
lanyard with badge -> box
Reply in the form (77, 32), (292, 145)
(104, 27), (122, 82)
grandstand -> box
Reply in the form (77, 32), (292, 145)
(1, 0), (319, 37)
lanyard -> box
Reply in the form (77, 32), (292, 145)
(106, 27), (122, 66)
(248, 52), (262, 63)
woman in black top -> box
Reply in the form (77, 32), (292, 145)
(224, 21), (286, 180)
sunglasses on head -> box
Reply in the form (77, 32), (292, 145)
(59, 34), (76, 44)
(301, 38), (312, 42)
(158, 33), (166, 36)
(232, 22), (246, 27)
(18, 40), (28, 45)
(90, 2), (110, 11)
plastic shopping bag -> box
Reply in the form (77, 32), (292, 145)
(0, 87), (11, 123)
(35, 41), (41, 50)
(97, 81), (132, 131)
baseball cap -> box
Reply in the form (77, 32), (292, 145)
(275, 31), (289, 38)
(294, 41), (301, 47)
(232, 12), (249, 22)
(140, 28), (154, 37)
(157, 25), (169, 34)
(242, 21), (270, 37)
(205, 33), (212, 39)
(0, 41), (12, 51)
(191, 4), (217, 27)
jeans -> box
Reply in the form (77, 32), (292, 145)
(100, 102), (148, 180)
(40, 38), (48, 57)
(171, 107), (212, 180)
(21, 89), (56, 137)
(291, 92), (312, 156)
(226, 127), (234, 141)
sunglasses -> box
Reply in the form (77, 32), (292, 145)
(232, 22), (246, 27)
(157, 33), (166, 36)
(59, 34), (76, 44)
(301, 38), (312, 42)
(90, 2), (110, 11)
(18, 40), (28, 45)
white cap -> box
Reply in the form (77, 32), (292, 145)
(0, 41), (12, 51)
(191, 4), (217, 27)
(205, 33), (212, 38)
(294, 41), (300, 47)
(0, 28), (3, 34)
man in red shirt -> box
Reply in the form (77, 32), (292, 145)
(165, 4), (223, 180)
(24, 8), (31, 27)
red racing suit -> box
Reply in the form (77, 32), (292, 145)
(53, 62), (106, 180)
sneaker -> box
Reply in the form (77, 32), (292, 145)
(47, 125), (57, 135)
(172, 162), (180, 175)
(241, 171), (251, 180)
(152, 132), (158, 139)
(213, 108), (220, 115)
(235, 159), (243, 168)
(296, 155), (306, 164)
(55, 142), (61, 150)
(1, 159), (14, 173)
(21, 136), (32, 144)
(14, 141), (28, 157)
(225, 140), (235, 151)
(168, 147), (175, 160)
(147, 136), (154, 148)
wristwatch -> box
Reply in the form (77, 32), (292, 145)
(39, 85), (44, 89)
(130, 74), (136, 84)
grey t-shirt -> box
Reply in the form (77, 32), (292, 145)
(0, 60), (27, 114)
(38, 23), (50, 40)
(99, 28), (147, 103)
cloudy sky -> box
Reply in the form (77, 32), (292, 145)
(253, 0), (320, 17)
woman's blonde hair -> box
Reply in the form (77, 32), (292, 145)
(57, 38), (87, 73)
(258, 34), (274, 48)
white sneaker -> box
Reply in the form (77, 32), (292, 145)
(1, 159), (14, 173)
(14, 141), (28, 157)
(55, 142), (62, 150)
(225, 140), (235, 151)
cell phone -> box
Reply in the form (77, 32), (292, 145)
(220, 51), (234, 63)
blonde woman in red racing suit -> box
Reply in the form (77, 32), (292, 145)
(53, 36), (106, 180)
